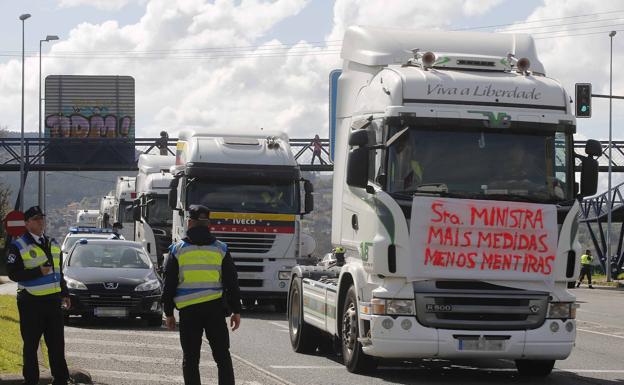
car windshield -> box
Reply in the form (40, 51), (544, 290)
(385, 124), (572, 202)
(187, 180), (298, 214)
(146, 195), (172, 225)
(69, 244), (151, 269)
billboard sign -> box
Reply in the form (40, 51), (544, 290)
(44, 75), (135, 165)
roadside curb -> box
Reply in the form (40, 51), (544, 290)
(0, 368), (92, 384)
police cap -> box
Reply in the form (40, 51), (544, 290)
(24, 205), (45, 221)
(188, 205), (210, 221)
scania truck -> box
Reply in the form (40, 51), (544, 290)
(287, 26), (601, 376)
(169, 131), (314, 311)
(133, 154), (175, 267)
(113, 176), (136, 240)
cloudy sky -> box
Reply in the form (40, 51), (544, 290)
(1, 0), (623, 191)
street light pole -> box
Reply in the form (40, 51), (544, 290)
(19, 13), (31, 212)
(39, 35), (58, 212)
(607, 30), (616, 282)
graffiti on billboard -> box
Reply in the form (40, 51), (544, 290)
(46, 101), (132, 138)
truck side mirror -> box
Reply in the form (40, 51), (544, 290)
(346, 130), (370, 189)
(168, 178), (179, 210)
(132, 205), (141, 222)
(303, 179), (314, 214)
(580, 156), (598, 197)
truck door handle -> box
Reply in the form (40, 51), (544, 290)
(351, 214), (359, 230)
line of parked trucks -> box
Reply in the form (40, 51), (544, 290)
(73, 25), (604, 376)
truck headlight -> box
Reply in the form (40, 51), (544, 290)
(135, 279), (161, 292)
(371, 298), (415, 315)
(65, 277), (87, 290)
(547, 302), (577, 319)
(278, 271), (290, 280)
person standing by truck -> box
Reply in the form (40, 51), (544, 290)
(5, 205), (70, 385)
(577, 249), (594, 289)
(163, 204), (241, 385)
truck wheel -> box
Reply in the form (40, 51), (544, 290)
(341, 285), (377, 373)
(288, 277), (318, 353)
(515, 359), (555, 377)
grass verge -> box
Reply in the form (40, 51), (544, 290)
(0, 294), (49, 374)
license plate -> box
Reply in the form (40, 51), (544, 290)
(237, 272), (261, 279)
(458, 338), (505, 351)
(94, 307), (128, 318)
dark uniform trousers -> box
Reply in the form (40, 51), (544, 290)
(579, 265), (593, 285)
(179, 300), (234, 385)
(17, 296), (69, 385)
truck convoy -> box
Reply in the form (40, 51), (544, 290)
(169, 131), (314, 311)
(113, 176), (136, 240)
(98, 192), (116, 228)
(133, 154), (175, 267)
(287, 26), (601, 376)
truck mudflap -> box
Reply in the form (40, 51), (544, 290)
(361, 315), (575, 359)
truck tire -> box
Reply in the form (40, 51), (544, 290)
(515, 359), (555, 377)
(288, 277), (319, 353)
(341, 285), (377, 373)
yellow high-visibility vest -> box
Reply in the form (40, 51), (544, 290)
(173, 240), (226, 309)
(14, 235), (62, 296)
(580, 254), (593, 265)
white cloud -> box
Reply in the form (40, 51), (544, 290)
(58, 0), (144, 11)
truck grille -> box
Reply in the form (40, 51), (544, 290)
(213, 233), (276, 254)
(414, 281), (549, 330)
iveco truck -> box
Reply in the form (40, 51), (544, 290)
(287, 26), (601, 376)
(133, 154), (175, 267)
(169, 130), (314, 311)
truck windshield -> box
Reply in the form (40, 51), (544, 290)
(187, 180), (298, 214)
(386, 125), (572, 202)
(146, 195), (172, 225)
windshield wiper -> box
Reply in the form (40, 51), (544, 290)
(479, 193), (558, 204)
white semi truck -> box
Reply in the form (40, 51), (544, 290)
(287, 26), (601, 376)
(113, 176), (136, 240)
(76, 209), (99, 228)
(169, 131), (314, 311)
(98, 192), (116, 228)
(133, 154), (175, 267)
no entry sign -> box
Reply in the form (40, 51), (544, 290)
(4, 210), (26, 237)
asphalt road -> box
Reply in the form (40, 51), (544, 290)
(2, 280), (623, 384)
(58, 287), (624, 385)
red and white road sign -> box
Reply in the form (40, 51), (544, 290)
(4, 210), (26, 237)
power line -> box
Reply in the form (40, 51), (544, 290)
(501, 16), (624, 32)
(534, 28), (624, 40)
(53, 171), (116, 183)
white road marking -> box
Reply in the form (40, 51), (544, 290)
(85, 368), (264, 384)
(65, 327), (178, 339)
(65, 338), (193, 351)
(268, 321), (289, 330)
(66, 351), (216, 367)
(577, 328), (624, 340)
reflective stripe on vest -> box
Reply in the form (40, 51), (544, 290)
(15, 236), (62, 296)
(173, 241), (226, 309)
(580, 254), (593, 265)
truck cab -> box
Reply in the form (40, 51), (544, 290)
(113, 176), (136, 240)
(170, 130), (314, 310)
(134, 154), (175, 267)
(288, 26), (601, 376)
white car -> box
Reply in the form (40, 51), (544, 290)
(61, 227), (115, 254)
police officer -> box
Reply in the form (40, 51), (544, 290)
(162, 205), (241, 385)
(5, 206), (70, 385)
(577, 249), (594, 289)
(110, 222), (125, 240)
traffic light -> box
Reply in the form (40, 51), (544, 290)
(575, 83), (592, 118)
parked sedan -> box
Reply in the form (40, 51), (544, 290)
(62, 239), (163, 326)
